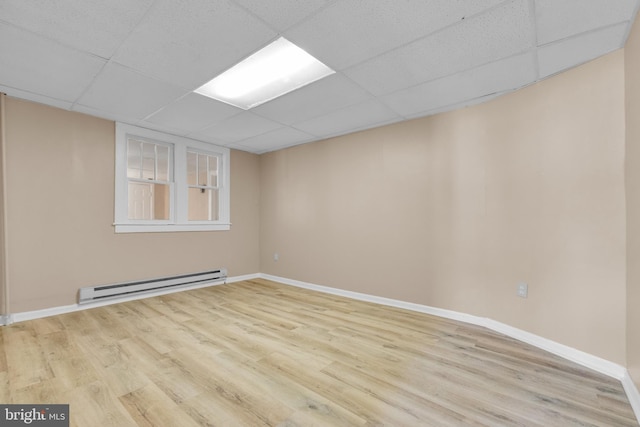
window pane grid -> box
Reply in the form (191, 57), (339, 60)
(187, 151), (220, 189)
(187, 150), (221, 222)
(128, 139), (172, 183)
(127, 138), (173, 221)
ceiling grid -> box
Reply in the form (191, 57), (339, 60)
(0, 0), (637, 153)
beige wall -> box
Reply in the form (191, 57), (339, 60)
(0, 93), (6, 317)
(626, 15), (640, 388)
(4, 98), (260, 313)
(260, 51), (627, 364)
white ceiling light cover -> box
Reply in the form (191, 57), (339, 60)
(195, 37), (335, 110)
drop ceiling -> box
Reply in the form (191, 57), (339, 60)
(0, 0), (638, 154)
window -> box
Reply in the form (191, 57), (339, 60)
(115, 123), (230, 233)
(127, 139), (172, 221)
(187, 151), (220, 221)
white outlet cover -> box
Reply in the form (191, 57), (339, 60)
(517, 283), (528, 298)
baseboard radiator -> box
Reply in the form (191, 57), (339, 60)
(78, 268), (227, 304)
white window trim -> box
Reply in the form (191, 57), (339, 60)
(115, 123), (231, 233)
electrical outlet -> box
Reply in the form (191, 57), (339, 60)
(273, 253), (279, 261)
(517, 282), (528, 298)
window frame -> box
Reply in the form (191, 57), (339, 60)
(115, 123), (231, 233)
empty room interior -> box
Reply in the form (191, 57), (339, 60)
(3, 0), (640, 425)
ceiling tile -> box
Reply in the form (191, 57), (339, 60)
(133, 119), (192, 138)
(251, 73), (371, 125)
(538, 23), (628, 78)
(221, 142), (255, 151)
(198, 135), (228, 147)
(112, 0), (277, 89)
(344, 0), (535, 97)
(134, 120), (250, 148)
(284, 0), (505, 70)
(404, 92), (505, 120)
(71, 104), (138, 125)
(231, 0), (332, 32)
(195, 112), (283, 143)
(0, 23), (106, 103)
(382, 53), (536, 117)
(536, 0), (637, 45)
(0, 84), (73, 111)
(294, 99), (401, 138)
(0, 0), (154, 58)
(236, 127), (315, 153)
(133, 121), (235, 149)
(145, 93), (241, 134)
(75, 63), (187, 120)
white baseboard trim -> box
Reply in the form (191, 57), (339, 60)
(0, 314), (9, 326)
(225, 273), (260, 283)
(7, 273), (253, 324)
(482, 318), (626, 379)
(622, 371), (640, 421)
(12, 302), (80, 324)
(258, 274), (627, 379)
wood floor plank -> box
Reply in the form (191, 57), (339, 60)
(1, 279), (637, 426)
(63, 380), (139, 427)
(258, 350), (430, 426)
(74, 333), (128, 370)
(10, 378), (62, 405)
(167, 347), (295, 424)
(0, 326), (7, 372)
(138, 297), (195, 324)
(119, 382), (202, 427)
(4, 327), (54, 389)
(213, 351), (366, 426)
(98, 361), (150, 398)
(179, 391), (262, 427)
(30, 316), (66, 336)
(0, 371), (8, 402)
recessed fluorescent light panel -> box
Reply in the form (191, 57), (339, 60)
(195, 37), (335, 110)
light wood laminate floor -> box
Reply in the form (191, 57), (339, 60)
(0, 279), (637, 426)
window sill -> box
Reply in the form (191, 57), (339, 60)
(114, 223), (231, 233)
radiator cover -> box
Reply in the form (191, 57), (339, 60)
(78, 268), (227, 304)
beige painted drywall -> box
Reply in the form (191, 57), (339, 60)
(626, 14), (640, 388)
(260, 50), (627, 364)
(4, 97), (260, 312)
(0, 93), (6, 317)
